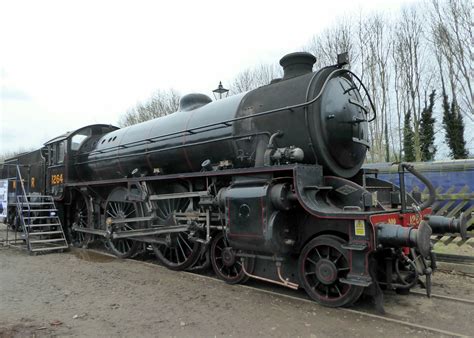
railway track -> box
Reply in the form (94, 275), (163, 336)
(79, 248), (473, 337)
(436, 253), (474, 265)
(434, 252), (474, 277)
(236, 279), (474, 337)
(410, 289), (474, 305)
(234, 283), (471, 337)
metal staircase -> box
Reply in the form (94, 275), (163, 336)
(15, 166), (68, 253)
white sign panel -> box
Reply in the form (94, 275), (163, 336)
(0, 179), (8, 220)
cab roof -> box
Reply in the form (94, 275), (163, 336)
(43, 124), (119, 146)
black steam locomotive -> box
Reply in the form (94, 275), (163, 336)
(1, 52), (467, 308)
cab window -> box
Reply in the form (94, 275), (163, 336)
(71, 129), (91, 151)
(49, 141), (66, 165)
(48, 145), (55, 165)
(57, 141), (65, 164)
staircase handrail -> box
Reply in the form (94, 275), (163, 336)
(15, 165), (32, 250)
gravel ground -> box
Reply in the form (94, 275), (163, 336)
(1, 246), (473, 338)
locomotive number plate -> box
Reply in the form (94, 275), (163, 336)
(354, 220), (366, 236)
(51, 174), (64, 185)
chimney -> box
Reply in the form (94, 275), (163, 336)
(279, 52), (316, 80)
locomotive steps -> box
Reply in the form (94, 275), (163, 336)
(16, 195), (69, 253)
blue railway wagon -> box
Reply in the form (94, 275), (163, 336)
(364, 160), (474, 233)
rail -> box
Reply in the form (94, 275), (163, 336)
(435, 253), (474, 265)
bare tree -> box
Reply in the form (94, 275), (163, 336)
(356, 13), (392, 162)
(119, 89), (180, 127)
(429, 0), (473, 120)
(229, 63), (282, 94)
(393, 6), (435, 161)
(305, 17), (356, 70)
(392, 42), (407, 162)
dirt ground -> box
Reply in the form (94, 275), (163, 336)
(0, 246), (473, 338)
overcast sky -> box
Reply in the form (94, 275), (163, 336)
(1, 0), (418, 154)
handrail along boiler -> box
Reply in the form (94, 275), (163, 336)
(1, 52), (467, 308)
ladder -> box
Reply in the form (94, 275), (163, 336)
(15, 166), (68, 253)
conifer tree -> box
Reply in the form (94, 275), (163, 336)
(403, 111), (416, 162)
(442, 89), (468, 159)
(420, 90), (436, 161)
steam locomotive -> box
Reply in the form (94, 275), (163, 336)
(1, 52), (467, 308)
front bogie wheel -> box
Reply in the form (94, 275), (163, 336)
(210, 231), (254, 284)
(298, 235), (363, 307)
